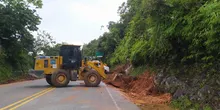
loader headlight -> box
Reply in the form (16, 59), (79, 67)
(104, 66), (110, 73)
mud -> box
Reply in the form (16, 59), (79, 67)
(104, 65), (173, 110)
(0, 74), (40, 85)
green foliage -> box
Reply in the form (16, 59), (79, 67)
(171, 96), (200, 110)
(33, 30), (57, 56)
(0, 0), (42, 82)
(84, 0), (220, 71)
(83, 21), (126, 64)
(0, 51), (12, 81)
(203, 105), (212, 110)
(130, 66), (147, 76)
(83, 39), (99, 57)
(83, 0), (219, 109)
(171, 96), (213, 110)
(43, 43), (62, 56)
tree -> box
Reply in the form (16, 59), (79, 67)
(0, 0), (42, 78)
(43, 43), (62, 56)
(82, 39), (99, 57)
(33, 30), (56, 56)
(84, 0), (220, 70)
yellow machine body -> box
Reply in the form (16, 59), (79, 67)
(30, 45), (107, 87)
(34, 56), (63, 75)
(33, 56), (106, 80)
(79, 60), (106, 79)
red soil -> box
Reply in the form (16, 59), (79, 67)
(104, 65), (172, 108)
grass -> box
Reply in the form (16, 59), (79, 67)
(171, 96), (213, 110)
(131, 66), (147, 76)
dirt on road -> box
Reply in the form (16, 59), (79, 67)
(0, 74), (40, 85)
(103, 65), (173, 110)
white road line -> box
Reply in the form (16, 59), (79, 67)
(104, 83), (121, 110)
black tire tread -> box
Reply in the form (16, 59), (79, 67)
(45, 75), (53, 86)
(51, 69), (70, 87)
(84, 70), (101, 87)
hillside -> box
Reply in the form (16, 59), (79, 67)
(83, 0), (220, 109)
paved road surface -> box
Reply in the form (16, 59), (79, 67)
(0, 79), (140, 110)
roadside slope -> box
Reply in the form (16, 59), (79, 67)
(104, 65), (173, 110)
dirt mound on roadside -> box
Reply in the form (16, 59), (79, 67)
(125, 72), (157, 95)
(104, 67), (172, 106)
(112, 64), (130, 73)
(124, 72), (171, 105)
(103, 72), (124, 88)
(0, 74), (40, 84)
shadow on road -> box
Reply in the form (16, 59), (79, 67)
(24, 84), (102, 89)
(24, 85), (51, 89)
(67, 85), (102, 88)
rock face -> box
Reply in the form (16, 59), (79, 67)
(154, 72), (220, 110)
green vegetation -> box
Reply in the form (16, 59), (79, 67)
(0, 0), (59, 82)
(83, 0), (220, 109)
(33, 30), (62, 56)
(171, 96), (198, 110)
(0, 0), (219, 108)
(0, 0), (42, 81)
(84, 0), (220, 71)
(130, 66), (147, 76)
(171, 96), (212, 110)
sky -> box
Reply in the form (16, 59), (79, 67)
(36, 0), (126, 45)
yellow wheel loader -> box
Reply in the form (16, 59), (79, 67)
(29, 45), (107, 87)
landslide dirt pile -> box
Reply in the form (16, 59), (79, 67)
(104, 65), (172, 105)
(125, 72), (171, 105)
(0, 74), (40, 84)
(104, 65), (131, 88)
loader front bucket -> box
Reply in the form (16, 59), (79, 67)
(28, 69), (44, 78)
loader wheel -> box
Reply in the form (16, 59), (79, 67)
(84, 70), (101, 87)
(45, 75), (53, 86)
(51, 69), (70, 87)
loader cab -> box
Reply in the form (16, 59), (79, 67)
(59, 45), (82, 70)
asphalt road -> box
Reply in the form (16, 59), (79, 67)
(0, 79), (140, 110)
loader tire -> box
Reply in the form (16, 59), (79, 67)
(51, 69), (70, 87)
(45, 75), (53, 86)
(84, 70), (101, 87)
